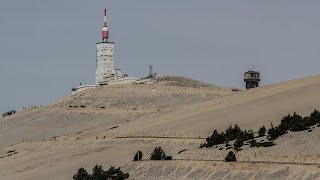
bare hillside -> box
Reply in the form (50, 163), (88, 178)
(0, 77), (230, 149)
(156, 76), (219, 88)
(1, 75), (320, 179)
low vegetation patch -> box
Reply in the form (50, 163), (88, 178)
(150, 147), (172, 160)
(225, 151), (236, 162)
(249, 139), (256, 147)
(258, 126), (266, 137)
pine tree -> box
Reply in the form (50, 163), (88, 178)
(225, 151), (236, 162)
(150, 147), (166, 160)
(105, 166), (129, 180)
(91, 165), (106, 180)
(206, 130), (225, 147)
(249, 139), (256, 147)
(73, 167), (90, 180)
(234, 138), (244, 149)
(258, 126), (266, 137)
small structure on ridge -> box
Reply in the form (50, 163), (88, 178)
(244, 69), (260, 89)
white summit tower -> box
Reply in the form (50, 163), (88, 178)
(96, 9), (116, 85)
(71, 8), (139, 95)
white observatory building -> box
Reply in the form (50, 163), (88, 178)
(95, 9), (137, 86)
(71, 8), (142, 95)
(96, 9), (116, 85)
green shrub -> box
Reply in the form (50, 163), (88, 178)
(234, 138), (244, 149)
(150, 147), (172, 160)
(258, 126), (266, 137)
(278, 112), (307, 132)
(225, 151), (236, 162)
(205, 130), (225, 147)
(290, 121), (307, 132)
(91, 165), (106, 180)
(133, 151), (143, 161)
(150, 147), (166, 160)
(307, 109), (320, 127)
(225, 124), (242, 141)
(249, 139), (256, 147)
(245, 129), (255, 140)
(268, 123), (286, 140)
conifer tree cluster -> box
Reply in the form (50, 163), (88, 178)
(268, 110), (320, 140)
(150, 147), (172, 160)
(201, 109), (320, 149)
(203, 124), (254, 148)
(73, 165), (129, 180)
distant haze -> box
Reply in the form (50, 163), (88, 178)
(1, 0), (320, 113)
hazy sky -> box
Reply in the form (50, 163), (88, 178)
(1, 0), (320, 113)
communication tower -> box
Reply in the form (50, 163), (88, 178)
(96, 9), (116, 85)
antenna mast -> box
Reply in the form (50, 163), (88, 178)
(102, 9), (109, 42)
(149, 64), (153, 77)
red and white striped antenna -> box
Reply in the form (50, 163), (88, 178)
(104, 9), (107, 27)
(102, 8), (109, 42)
